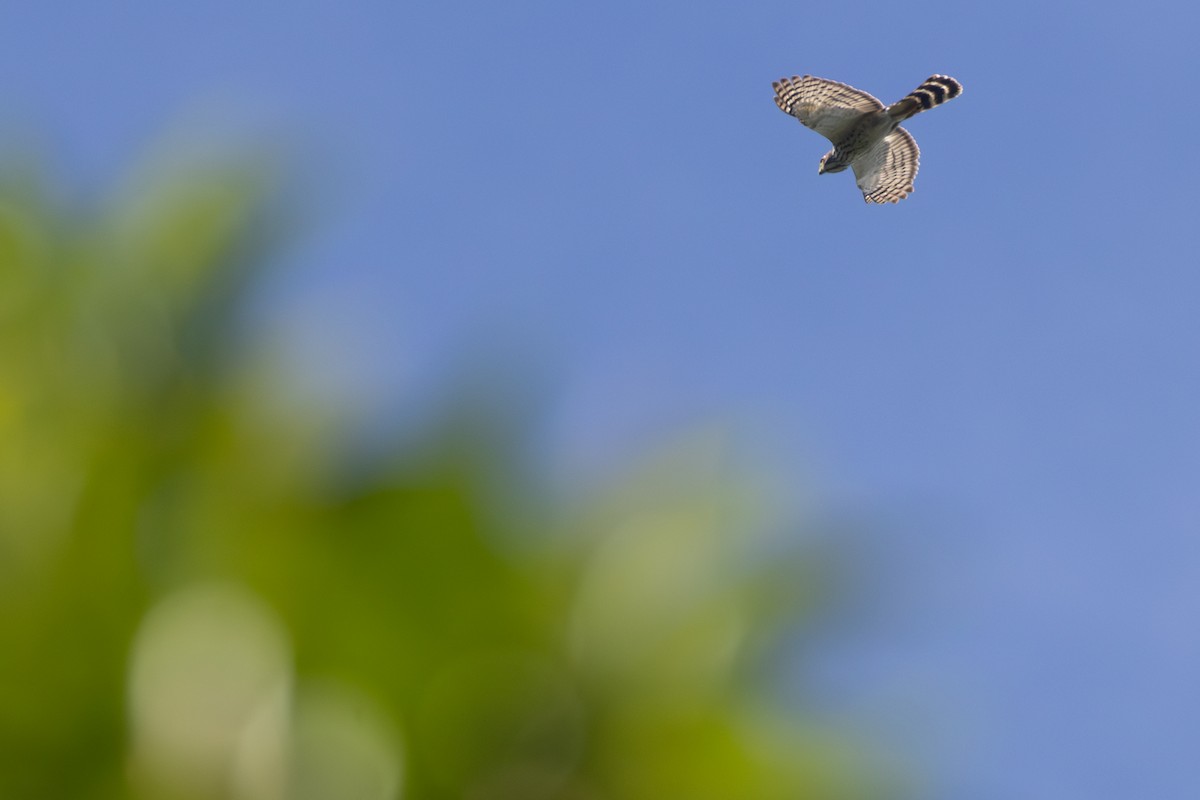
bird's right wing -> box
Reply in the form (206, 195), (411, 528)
(852, 127), (920, 204)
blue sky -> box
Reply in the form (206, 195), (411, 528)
(4, 1), (1200, 797)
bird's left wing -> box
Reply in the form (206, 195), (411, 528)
(772, 75), (885, 143)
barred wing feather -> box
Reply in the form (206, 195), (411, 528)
(772, 75), (884, 143)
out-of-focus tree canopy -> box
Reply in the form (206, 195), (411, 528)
(0, 153), (894, 799)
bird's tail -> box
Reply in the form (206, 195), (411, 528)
(886, 75), (962, 122)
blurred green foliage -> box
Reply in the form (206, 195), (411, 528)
(0, 153), (892, 799)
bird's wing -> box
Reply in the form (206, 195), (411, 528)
(773, 75), (885, 142)
(852, 127), (920, 204)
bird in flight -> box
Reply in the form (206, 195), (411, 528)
(772, 74), (963, 203)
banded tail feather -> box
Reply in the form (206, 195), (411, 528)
(886, 75), (963, 122)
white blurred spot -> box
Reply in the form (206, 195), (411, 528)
(283, 681), (403, 800)
(127, 582), (403, 800)
(569, 506), (747, 695)
(128, 583), (292, 799)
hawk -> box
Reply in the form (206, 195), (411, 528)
(772, 74), (963, 203)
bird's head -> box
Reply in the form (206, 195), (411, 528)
(818, 150), (849, 175)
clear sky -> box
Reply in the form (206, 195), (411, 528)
(4, 1), (1200, 797)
